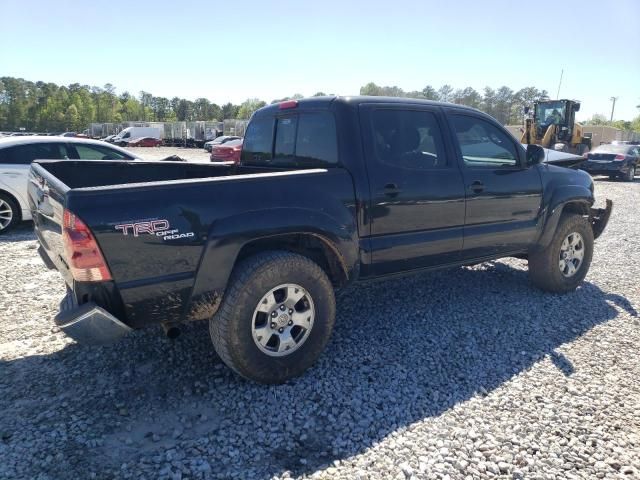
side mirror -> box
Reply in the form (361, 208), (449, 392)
(526, 144), (545, 166)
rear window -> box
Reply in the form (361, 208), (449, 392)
(70, 144), (131, 160)
(241, 117), (273, 164)
(0, 143), (67, 164)
(241, 112), (338, 168)
(592, 144), (631, 154)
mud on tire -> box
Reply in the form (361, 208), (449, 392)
(209, 251), (336, 384)
(528, 213), (594, 293)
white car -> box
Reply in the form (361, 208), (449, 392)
(0, 136), (140, 233)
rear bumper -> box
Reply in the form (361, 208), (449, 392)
(581, 163), (630, 175)
(590, 199), (613, 240)
(55, 291), (132, 345)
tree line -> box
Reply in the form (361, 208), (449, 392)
(359, 82), (640, 132)
(0, 77), (272, 132)
(1, 76), (638, 133)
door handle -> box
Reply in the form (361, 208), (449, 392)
(382, 183), (401, 197)
(469, 180), (484, 193)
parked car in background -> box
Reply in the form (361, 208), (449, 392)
(204, 135), (242, 152)
(210, 138), (243, 163)
(580, 144), (639, 181)
(101, 134), (118, 143)
(0, 136), (139, 233)
(127, 137), (163, 147)
(113, 127), (162, 146)
(59, 132), (77, 137)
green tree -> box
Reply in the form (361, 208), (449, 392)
(421, 85), (439, 100)
(221, 102), (239, 119)
(64, 104), (80, 131)
(437, 85), (454, 103)
(237, 98), (266, 119)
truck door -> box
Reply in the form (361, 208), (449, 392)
(360, 104), (466, 275)
(446, 111), (543, 258)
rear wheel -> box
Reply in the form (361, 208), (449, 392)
(528, 213), (593, 293)
(0, 193), (20, 234)
(209, 251), (336, 384)
(624, 165), (636, 182)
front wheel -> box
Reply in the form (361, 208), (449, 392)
(528, 213), (594, 293)
(209, 251), (336, 384)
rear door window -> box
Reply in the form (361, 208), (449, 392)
(370, 109), (446, 169)
(0, 143), (67, 164)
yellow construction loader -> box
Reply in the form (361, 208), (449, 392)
(521, 99), (591, 155)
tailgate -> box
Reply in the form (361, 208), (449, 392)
(27, 163), (74, 286)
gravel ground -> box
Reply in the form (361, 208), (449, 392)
(129, 146), (211, 163)
(1, 177), (639, 480)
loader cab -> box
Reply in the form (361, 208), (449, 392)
(534, 99), (580, 142)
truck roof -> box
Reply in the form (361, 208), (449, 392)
(255, 95), (482, 117)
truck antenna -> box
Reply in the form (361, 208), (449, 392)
(556, 69), (563, 99)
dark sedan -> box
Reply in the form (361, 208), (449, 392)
(580, 144), (639, 182)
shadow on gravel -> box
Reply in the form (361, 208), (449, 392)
(1, 261), (637, 478)
(0, 221), (35, 243)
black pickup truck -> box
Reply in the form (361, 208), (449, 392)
(29, 96), (612, 384)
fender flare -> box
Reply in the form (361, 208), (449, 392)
(184, 207), (358, 320)
(535, 185), (593, 250)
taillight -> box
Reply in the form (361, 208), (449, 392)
(614, 154), (625, 160)
(62, 209), (112, 282)
(279, 100), (298, 109)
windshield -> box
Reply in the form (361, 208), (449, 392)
(536, 101), (567, 126)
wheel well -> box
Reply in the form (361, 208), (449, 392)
(562, 201), (589, 216)
(235, 234), (348, 288)
(0, 189), (23, 222)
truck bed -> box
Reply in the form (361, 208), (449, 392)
(28, 160), (358, 330)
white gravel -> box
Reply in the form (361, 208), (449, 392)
(0, 177), (639, 480)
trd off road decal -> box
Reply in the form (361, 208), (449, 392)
(114, 219), (195, 241)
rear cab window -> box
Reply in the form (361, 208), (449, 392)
(241, 111), (338, 168)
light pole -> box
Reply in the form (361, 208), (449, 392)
(610, 96), (618, 122)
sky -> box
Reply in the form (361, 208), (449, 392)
(2, 0), (639, 121)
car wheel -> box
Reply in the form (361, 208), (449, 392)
(625, 165), (636, 182)
(209, 251), (336, 384)
(0, 193), (21, 234)
(528, 213), (594, 293)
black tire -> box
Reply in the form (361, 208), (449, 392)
(209, 251), (336, 384)
(0, 193), (21, 234)
(528, 214), (594, 293)
(624, 165), (636, 182)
